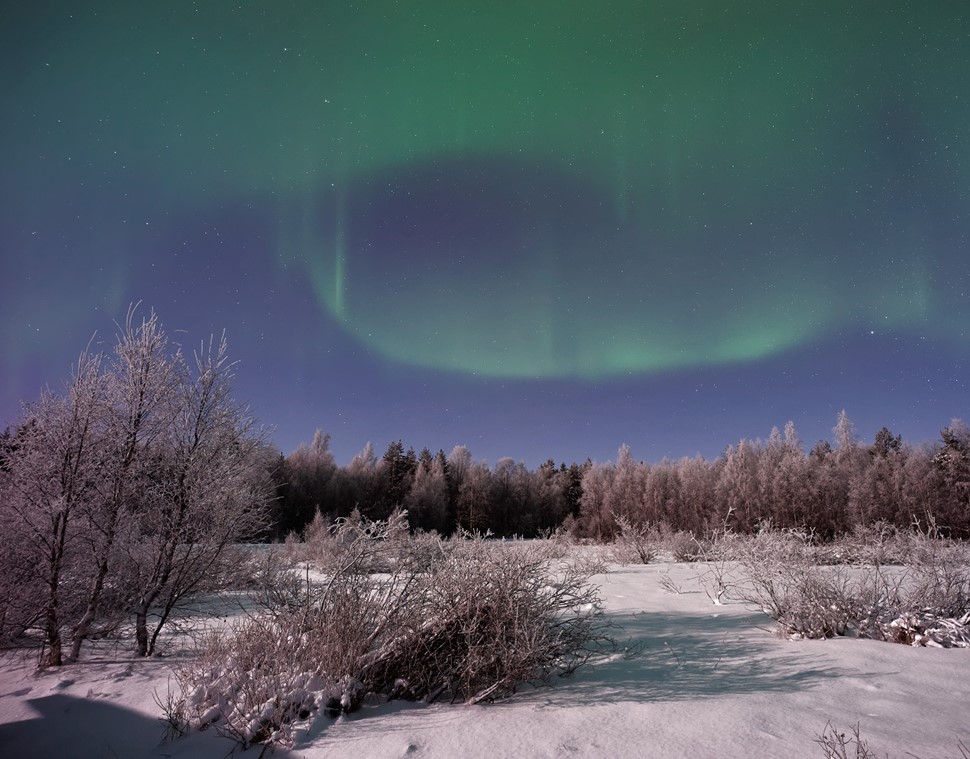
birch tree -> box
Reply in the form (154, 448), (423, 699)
(0, 310), (269, 663)
(68, 309), (180, 661)
(123, 333), (269, 657)
(0, 355), (107, 665)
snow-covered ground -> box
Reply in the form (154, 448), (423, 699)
(1, 561), (967, 758)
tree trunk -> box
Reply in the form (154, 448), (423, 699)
(147, 602), (174, 657)
(42, 513), (68, 668)
(134, 606), (150, 657)
(42, 603), (62, 668)
(134, 577), (170, 656)
(70, 427), (138, 662)
(67, 556), (110, 663)
(134, 573), (168, 657)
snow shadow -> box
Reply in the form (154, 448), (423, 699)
(0, 692), (297, 759)
(555, 610), (848, 705)
(0, 693), (165, 759)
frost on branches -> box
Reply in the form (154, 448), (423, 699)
(171, 515), (611, 749)
(0, 308), (271, 666)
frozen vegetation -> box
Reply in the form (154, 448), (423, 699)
(1, 521), (969, 758)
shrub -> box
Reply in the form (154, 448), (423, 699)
(738, 528), (861, 638)
(814, 722), (877, 759)
(742, 564), (859, 639)
(737, 526), (970, 644)
(170, 517), (609, 749)
(814, 722), (970, 759)
(666, 530), (705, 563)
(386, 535), (607, 705)
(830, 522), (906, 566)
(533, 526), (573, 560)
(901, 536), (970, 618)
(610, 514), (658, 564)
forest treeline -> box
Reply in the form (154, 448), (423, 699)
(267, 412), (970, 542)
(3, 394), (968, 548)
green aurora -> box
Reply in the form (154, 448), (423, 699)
(4, 1), (967, 380)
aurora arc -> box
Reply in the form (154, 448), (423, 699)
(267, 1), (957, 379)
(302, 153), (930, 379)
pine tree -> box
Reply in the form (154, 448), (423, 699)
(873, 426), (902, 458)
(934, 420), (970, 535)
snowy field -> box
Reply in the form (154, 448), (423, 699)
(1, 560), (967, 758)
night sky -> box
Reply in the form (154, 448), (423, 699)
(2, 1), (967, 466)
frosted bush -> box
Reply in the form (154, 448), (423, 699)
(666, 530), (705, 563)
(739, 527), (869, 638)
(609, 514), (658, 564)
(738, 526), (970, 643)
(170, 516), (610, 749)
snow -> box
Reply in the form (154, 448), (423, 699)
(1, 561), (967, 758)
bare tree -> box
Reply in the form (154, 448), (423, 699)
(0, 310), (269, 663)
(456, 460), (492, 533)
(717, 439), (762, 532)
(276, 429), (337, 535)
(68, 309), (181, 661)
(0, 353), (108, 666)
(405, 456), (449, 533)
(123, 333), (269, 657)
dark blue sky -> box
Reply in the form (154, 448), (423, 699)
(2, 1), (967, 465)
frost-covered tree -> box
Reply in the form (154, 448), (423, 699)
(934, 419), (970, 535)
(0, 312), (186, 663)
(847, 427), (905, 526)
(898, 443), (948, 529)
(348, 441), (378, 477)
(456, 460), (491, 533)
(578, 460), (614, 539)
(0, 354), (108, 665)
(802, 439), (848, 537)
(69, 310), (181, 661)
(0, 426), (16, 472)
(610, 444), (647, 524)
(446, 445), (473, 531)
(677, 454), (719, 533)
(833, 409), (859, 459)
(0, 310), (270, 663)
(405, 455), (449, 533)
(331, 441), (380, 517)
(756, 427), (785, 518)
(281, 429), (337, 534)
(717, 439), (761, 531)
(643, 459), (682, 526)
(769, 421), (809, 528)
(578, 446), (647, 539)
(446, 445), (472, 493)
(850, 448), (899, 526)
(123, 334), (269, 657)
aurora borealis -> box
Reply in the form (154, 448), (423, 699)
(2, 1), (967, 464)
